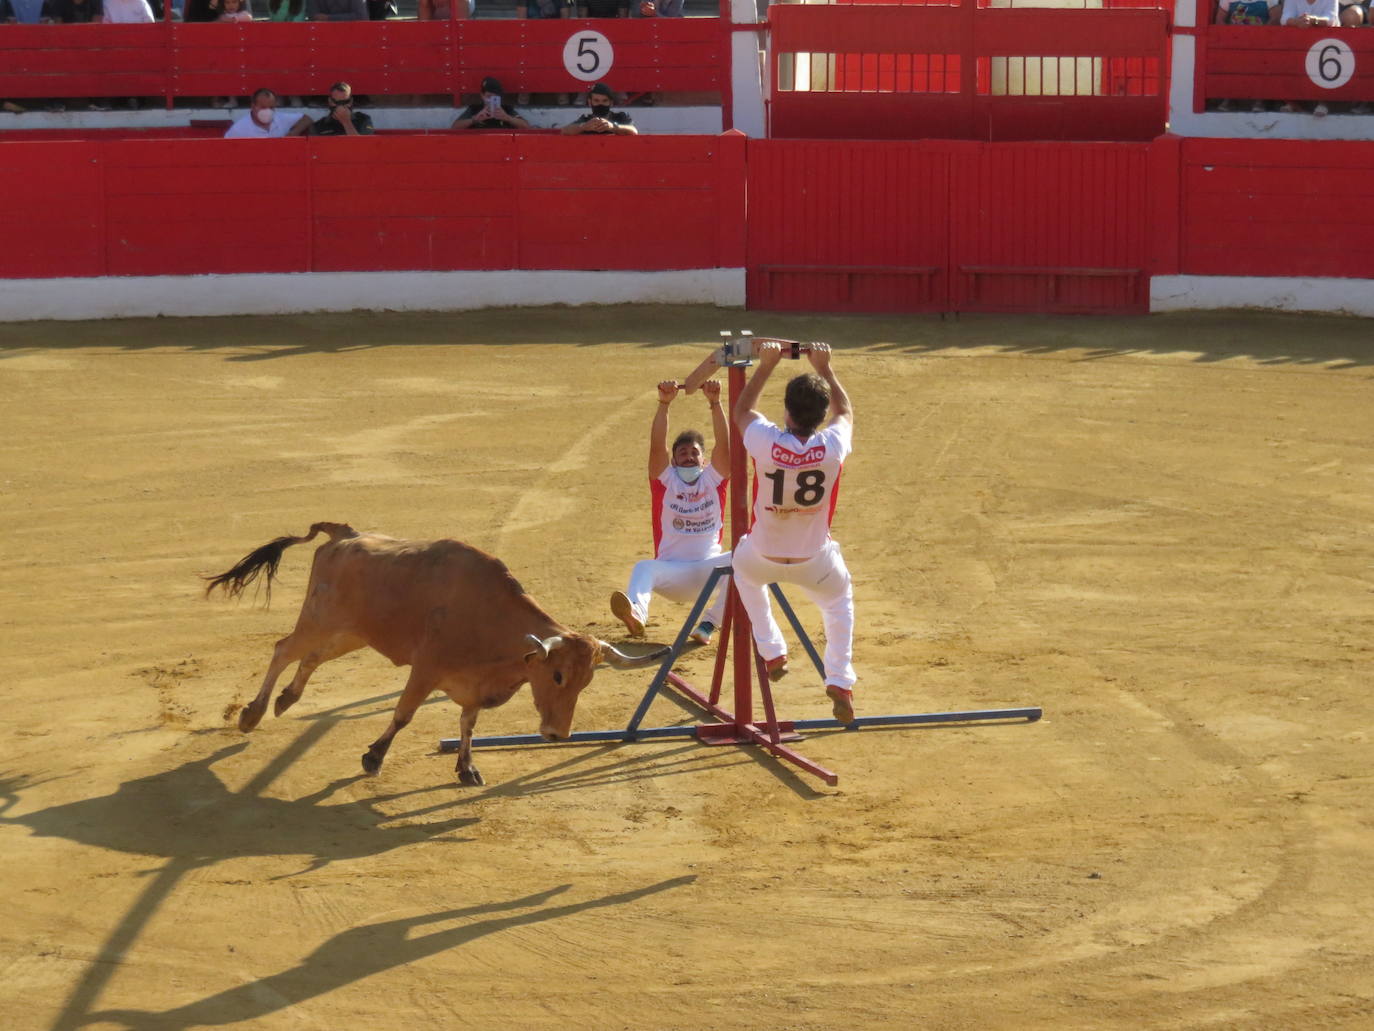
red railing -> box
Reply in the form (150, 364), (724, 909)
(768, 3), (1169, 141)
(1200, 26), (1374, 107)
(0, 19), (727, 103)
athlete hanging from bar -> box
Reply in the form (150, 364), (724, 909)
(730, 340), (857, 724)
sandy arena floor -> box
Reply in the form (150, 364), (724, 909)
(1, 305), (1371, 1031)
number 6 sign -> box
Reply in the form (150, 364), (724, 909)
(1305, 39), (1355, 90)
(564, 32), (615, 83)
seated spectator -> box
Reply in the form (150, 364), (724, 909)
(579, 0), (625, 15)
(452, 77), (532, 130)
(1213, 0), (1276, 113)
(515, 0), (571, 106)
(310, 81), (375, 135)
(5, 0), (52, 23)
(218, 0), (249, 17)
(47, 0), (98, 108)
(634, 0), (683, 16)
(1338, 0), (1364, 24)
(307, 0), (364, 19)
(1279, 0), (1338, 116)
(561, 82), (638, 135)
(225, 87), (312, 137)
(417, 0), (473, 18)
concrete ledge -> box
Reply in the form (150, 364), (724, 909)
(1151, 275), (1374, 318)
(0, 268), (746, 322)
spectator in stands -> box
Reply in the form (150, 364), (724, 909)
(266, 0), (305, 17)
(218, 0), (250, 17)
(451, 76), (532, 129)
(1279, 0), (1338, 116)
(4, 0), (52, 23)
(1213, 0), (1276, 113)
(310, 81), (375, 135)
(633, 0), (680, 15)
(417, 0), (474, 19)
(307, 0), (364, 19)
(102, 0), (155, 109)
(515, 0), (571, 106)
(579, 0), (626, 16)
(224, 87), (312, 137)
(1338, 0), (1364, 24)
(48, 0), (99, 108)
(561, 81), (638, 135)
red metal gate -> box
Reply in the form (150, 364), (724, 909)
(768, 1), (1169, 142)
(746, 137), (1154, 314)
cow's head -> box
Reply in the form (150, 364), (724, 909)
(523, 633), (667, 741)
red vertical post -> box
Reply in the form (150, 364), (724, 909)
(727, 362), (753, 729)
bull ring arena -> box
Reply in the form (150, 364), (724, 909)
(2, 1), (1373, 1029)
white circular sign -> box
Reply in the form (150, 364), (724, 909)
(563, 32), (615, 83)
(1305, 38), (1355, 90)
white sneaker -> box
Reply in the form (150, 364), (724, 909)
(609, 591), (644, 638)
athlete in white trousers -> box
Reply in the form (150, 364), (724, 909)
(611, 378), (732, 645)
(731, 341), (857, 723)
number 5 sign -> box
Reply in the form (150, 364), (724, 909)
(564, 32), (615, 83)
(1305, 39), (1356, 90)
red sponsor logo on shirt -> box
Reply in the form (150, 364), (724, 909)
(771, 442), (826, 467)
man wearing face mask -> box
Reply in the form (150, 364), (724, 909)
(610, 379), (731, 647)
(224, 87), (313, 138)
(561, 82), (638, 136)
(309, 82), (375, 137)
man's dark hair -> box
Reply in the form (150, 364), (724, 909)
(588, 82), (614, 101)
(784, 373), (830, 436)
(671, 429), (705, 456)
(481, 76), (503, 95)
(251, 87), (277, 104)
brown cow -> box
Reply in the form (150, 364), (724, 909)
(204, 522), (667, 785)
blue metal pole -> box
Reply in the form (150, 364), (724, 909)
(768, 582), (826, 680)
(622, 565), (730, 737)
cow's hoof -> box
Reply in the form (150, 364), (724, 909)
(238, 704), (265, 733)
(458, 767), (485, 787)
(361, 750), (382, 775)
(273, 692), (299, 717)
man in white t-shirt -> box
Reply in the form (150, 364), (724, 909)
(732, 341), (857, 723)
(224, 88), (313, 139)
(611, 378), (732, 647)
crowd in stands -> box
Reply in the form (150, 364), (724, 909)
(216, 76), (636, 134)
(0, 0), (683, 20)
(1215, 0), (1371, 115)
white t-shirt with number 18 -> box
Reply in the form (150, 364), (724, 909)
(742, 415), (852, 560)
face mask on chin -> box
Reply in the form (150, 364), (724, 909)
(590, 103), (611, 118)
(252, 107), (274, 127)
(674, 465), (703, 485)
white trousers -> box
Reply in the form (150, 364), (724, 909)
(731, 535), (855, 690)
(625, 552), (733, 630)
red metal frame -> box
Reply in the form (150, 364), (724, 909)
(767, 2), (1169, 142)
(654, 361), (840, 786)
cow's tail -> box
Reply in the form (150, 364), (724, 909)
(202, 522), (357, 602)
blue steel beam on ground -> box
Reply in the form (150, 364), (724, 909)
(439, 708), (1043, 751)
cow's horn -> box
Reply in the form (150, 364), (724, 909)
(598, 641), (671, 670)
(523, 634), (564, 661)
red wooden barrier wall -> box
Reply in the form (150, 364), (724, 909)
(768, 3), (1168, 142)
(1177, 138), (1374, 278)
(0, 20), (726, 102)
(746, 138), (1156, 314)
(0, 133), (746, 279)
